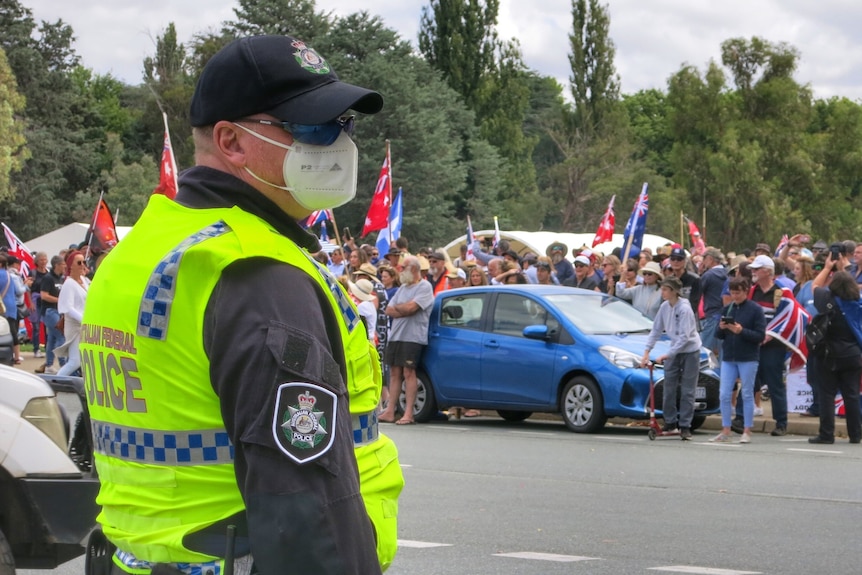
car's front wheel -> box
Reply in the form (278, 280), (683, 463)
(0, 527), (14, 575)
(690, 415), (706, 431)
(399, 371), (437, 423)
(561, 376), (607, 433)
(497, 410), (532, 422)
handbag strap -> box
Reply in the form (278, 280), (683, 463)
(0, 273), (10, 299)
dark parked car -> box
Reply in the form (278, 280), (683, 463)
(401, 285), (720, 432)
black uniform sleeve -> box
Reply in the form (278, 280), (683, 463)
(203, 258), (380, 575)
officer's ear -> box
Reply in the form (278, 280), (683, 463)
(210, 121), (250, 169)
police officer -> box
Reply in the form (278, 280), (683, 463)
(81, 35), (402, 575)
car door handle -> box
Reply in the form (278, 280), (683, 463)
(484, 340), (500, 349)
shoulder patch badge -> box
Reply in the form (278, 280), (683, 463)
(272, 383), (337, 464)
(291, 40), (330, 75)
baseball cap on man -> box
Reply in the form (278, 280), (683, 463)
(669, 247), (686, 259)
(190, 35), (383, 127)
(748, 255), (775, 270)
(427, 251), (447, 262)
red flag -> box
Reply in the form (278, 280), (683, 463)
(686, 216), (706, 256)
(592, 195), (615, 247)
(2, 223), (35, 276)
(361, 147), (391, 237)
(153, 113), (178, 199)
(85, 198), (119, 255)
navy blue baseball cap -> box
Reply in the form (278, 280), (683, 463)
(190, 35), (383, 126)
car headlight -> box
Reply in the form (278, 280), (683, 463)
(599, 346), (642, 369)
(706, 349), (719, 370)
(22, 396), (68, 451)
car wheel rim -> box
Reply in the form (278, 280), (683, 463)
(565, 384), (593, 426)
(400, 381), (426, 414)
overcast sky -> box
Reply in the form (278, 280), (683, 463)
(22, 0), (862, 101)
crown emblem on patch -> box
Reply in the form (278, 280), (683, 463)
(297, 391), (317, 410)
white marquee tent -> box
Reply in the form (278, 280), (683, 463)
(443, 231), (677, 261)
(24, 223), (133, 257)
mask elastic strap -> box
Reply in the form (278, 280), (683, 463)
(233, 122), (296, 151)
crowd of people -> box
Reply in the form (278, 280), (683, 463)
(4, 245), (93, 375)
(320, 231), (862, 444)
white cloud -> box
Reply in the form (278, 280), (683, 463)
(20, 0), (862, 100)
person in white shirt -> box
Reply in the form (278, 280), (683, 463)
(56, 252), (90, 376)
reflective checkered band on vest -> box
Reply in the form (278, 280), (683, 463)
(93, 420), (234, 466)
(138, 222), (230, 340)
(352, 410), (379, 447)
(307, 255), (361, 333)
(116, 548), (223, 575)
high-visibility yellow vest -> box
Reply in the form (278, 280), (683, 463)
(82, 195), (401, 570)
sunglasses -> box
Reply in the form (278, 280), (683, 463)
(535, 263), (551, 270)
(241, 115), (355, 146)
(74, 260), (86, 266)
(670, 256), (685, 262)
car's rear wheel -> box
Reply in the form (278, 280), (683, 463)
(399, 371), (437, 423)
(690, 415), (706, 431)
(0, 527), (14, 575)
(561, 376), (607, 433)
(497, 410), (532, 422)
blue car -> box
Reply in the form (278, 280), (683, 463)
(403, 285), (720, 432)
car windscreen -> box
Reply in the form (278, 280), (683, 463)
(544, 293), (654, 335)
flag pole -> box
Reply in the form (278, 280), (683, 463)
(680, 211), (685, 246)
(385, 139), (392, 246)
(330, 210), (343, 249)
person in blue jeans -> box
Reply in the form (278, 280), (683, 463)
(38, 255), (66, 374)
(712, 277), (766, 443)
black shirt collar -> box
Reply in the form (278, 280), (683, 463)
(175, 166), (321, 253)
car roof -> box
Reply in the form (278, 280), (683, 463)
(439, 285), (605, 298)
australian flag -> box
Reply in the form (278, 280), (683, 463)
(761, 286), (810, 370)
(623, 183), (649, 258)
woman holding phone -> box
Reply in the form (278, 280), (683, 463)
(713, 276), (766, 443)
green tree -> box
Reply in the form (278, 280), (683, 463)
(0, 0), (104, 238)
(225, 0), (332, 42)
(543, 0), (636, 232)
(418, 0), (538, 229)
(315, 12), (503, 247)
(0, 47), (28, 202)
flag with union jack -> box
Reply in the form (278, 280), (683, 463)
(623, 183), (649, 258)
(757, 285), (810, 369)
(362, 146), (392, 237)
(774, 234), (789, 258)
(592, 195), (615, 247)
(1, 223), (35, 276)
(304, 209), (333, 228)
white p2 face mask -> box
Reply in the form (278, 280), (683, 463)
(234, 124), (358, 210)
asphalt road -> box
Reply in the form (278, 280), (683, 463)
(21, 415), (862, 575)
(384, 417), (862, 575)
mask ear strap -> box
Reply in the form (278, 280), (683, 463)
(233, 122), (295, 151)
(243, 167), (293, 193)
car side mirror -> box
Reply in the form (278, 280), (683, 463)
(523, 325), (549, 340)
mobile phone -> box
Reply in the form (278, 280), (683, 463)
(830, 245), (841, 261)
(343, 226), (352, 240)
(721, 316), (735, 324)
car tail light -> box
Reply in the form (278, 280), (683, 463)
(21, 396), (68, 451)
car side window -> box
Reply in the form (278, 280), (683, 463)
(441, 294), (485, 330)
(493, 294), (549, 337)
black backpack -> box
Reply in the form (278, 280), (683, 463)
(805, 299), (834, 354)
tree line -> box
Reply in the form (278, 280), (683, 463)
(1, 0), (861, 252)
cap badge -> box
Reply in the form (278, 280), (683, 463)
(292, 40), (330, 74)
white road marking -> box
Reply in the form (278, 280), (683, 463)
(508, 431), (555, 438)
(493, 551), (600, 562)
(697, 442), (741, 448)
(397, 539), (452, 548)
(649, 566), (761, 574)
(787, 448), (843, 454)
(593, 435), (644, 441)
